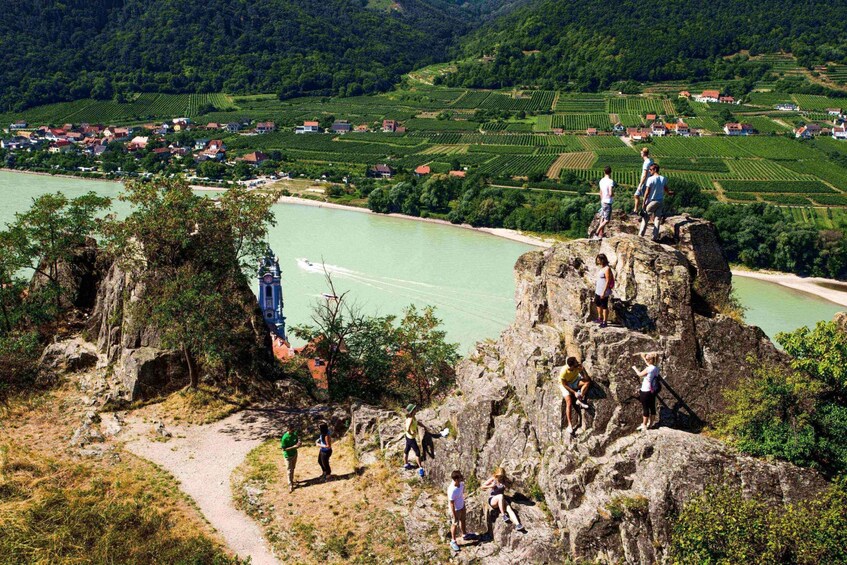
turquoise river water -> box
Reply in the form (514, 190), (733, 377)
(0, 171), (842, 352)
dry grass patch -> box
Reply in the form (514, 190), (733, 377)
(234, 434), (435, 564)
(156, 385), (249, 425)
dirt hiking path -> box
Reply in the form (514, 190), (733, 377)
(121, 406), (338, 565)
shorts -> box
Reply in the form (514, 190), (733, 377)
(449, 506), (466, 524)
(635, 186), (645, 197)
(645, 200), (664, 217)
(639, 390), (656, 417)
(405, 437), (420, 458)
(594, 293), (609, 309)
(600, 202), (612, 221)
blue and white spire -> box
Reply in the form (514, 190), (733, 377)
(257, 246), (286, 339)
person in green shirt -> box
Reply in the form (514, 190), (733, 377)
(280, 426), (301, 493)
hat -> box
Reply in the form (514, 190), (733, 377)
(406, 403), (417, 414)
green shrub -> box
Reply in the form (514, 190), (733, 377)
(670, 482), (847, 564)
(719, 321), (847, 475)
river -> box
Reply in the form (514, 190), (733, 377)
(0, 171), (843, 351)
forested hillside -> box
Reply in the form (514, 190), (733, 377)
(441, 0), (847, 91)
(0, 0), (487, 111)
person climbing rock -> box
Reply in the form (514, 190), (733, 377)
(632, 352), (662, 431)
(447, 470), (474, 552)
(481, 468), (525, 532)
(403, 404), (422, 470)
(558, 356), (592, 435)
(280, 425), (301, 493)
(316, 421), (333, 481)
(594, 253), (614, 328)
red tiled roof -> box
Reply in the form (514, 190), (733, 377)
(414, 165), (431, 175)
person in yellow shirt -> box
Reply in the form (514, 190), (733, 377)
(403, 404), (422, 470)
(558, 357), (592, 435)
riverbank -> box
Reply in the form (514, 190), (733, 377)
(732, 268), (847, 308)
(275, 194), (554, 248)
(0, 167), (228, 191)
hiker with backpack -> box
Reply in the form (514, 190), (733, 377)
(594, 253), (614, 328)
(558, 356), (592, 436)
(632, 352), (661, 431)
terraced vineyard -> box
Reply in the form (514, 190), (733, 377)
(547, 152), (597, 178)
(552, 113), (612, 130)
(554, 94), (606, 112)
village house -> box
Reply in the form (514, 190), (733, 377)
(448, 170), (467, 178)
(718, 96), (736, 104)
(414, 165), (431, 176)
(48, 140), (73, 153)
(827, 108), (843, 117)
(194, 138), (210, 150)
(775, 103), (798, 111)
(678, 91), (691, 99)
(382, 120), (397, 133)
(204, 122), (222, 130)
(225, 122), (242, 133)
(9, 121), (27, 131)
(199, 139), (226, 160)
(331, 120), (352, 134)
(612, 122), (625, 134)
(354, 124), (370, 133)
(103, 127), (130, 141)
(127, 136), (149, 150)
(676, 120), (690, 136)
(832, 125), (847, 140)
(369, 163), (394, 179)
(256, 121), (275, 134)
(586, 127), (598, 136)
(295, 121), (320, 134)
(650, 121), (667, 137)
(645, 113), (657, 122)
(626, 127), (651, 141)
(795, 124), (822, 139)
(724, 122), (753, 136)
(695, 90), (721, 103)
(241, 151), (269, 165)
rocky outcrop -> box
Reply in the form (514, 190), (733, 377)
(39, 337), (97, 372)
(834, 311), (847, 333)
(86, 256), (273, 402)
(353, 217), (823, 563)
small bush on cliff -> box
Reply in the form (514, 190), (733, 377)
(670, 482), (847, 564)
(720, 321), (847, 475)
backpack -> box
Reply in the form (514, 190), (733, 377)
(650, 370), (662, 394)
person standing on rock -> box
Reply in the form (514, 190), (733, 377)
(594, 253), (614, 328)
(280, 426), (301, 493)
(638, 164), (673, 241)
(634, 147), (653, 215)
(593, 166), (615, 240)
(482, 468), (525, 532)
(447, 470), (473, 552)
(403, 404), (422, 471)
(632, 352), (661, 431)
(559, 356), (592, 435)
(316, 421), (333, 481)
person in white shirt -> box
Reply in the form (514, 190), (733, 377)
(447, 470), (474, 551)
(632, 352), (661, 431)
(638, 164), (673, 241)
(595, 166), (615, 239)
(633, 147), (653, 214)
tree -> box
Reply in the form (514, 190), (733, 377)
(393, 305), (459, 405)
(6, 191), (110, 315)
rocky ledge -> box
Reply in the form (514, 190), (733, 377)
(352, 215), (826, 563)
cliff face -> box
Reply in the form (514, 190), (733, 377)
(352, 215), (825, 564)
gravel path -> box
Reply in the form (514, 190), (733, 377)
(122, 407), (338, 565)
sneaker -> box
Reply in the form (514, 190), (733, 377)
(463, 533), (477, 541)
(594, 318), (602, 324)
(450, 540), (460, 552)
(288, 484), (294, 493)
(502, 514), (511, 524)
(590, 235), (601, 241)
(577, 400), (590, 409)
(403, 463), (415, 470)
(599, 322), (607, 328)
(636, 424), (645, 432)
(516, 524), (526, 532)
(575, 391), (583, 399)
(565, 425), (573, 435)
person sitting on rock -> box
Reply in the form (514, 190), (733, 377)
(558, 357), (591, 435)
(481, 468), (525, 532)
(632, 352), (661, 431)
(594, 253), (614, 328)
(447, 470), (475, 552)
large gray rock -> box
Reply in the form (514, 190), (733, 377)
(29, 238), (102, 311)
(40, 337), (98, 372)
(116, 347), (189, 401)
(353, 220), (825, 564)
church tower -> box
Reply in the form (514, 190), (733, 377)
(257, 246), (286, 339)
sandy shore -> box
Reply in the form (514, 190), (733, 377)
(732, 268), (847, 308)
(274, 195), (553, 248)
